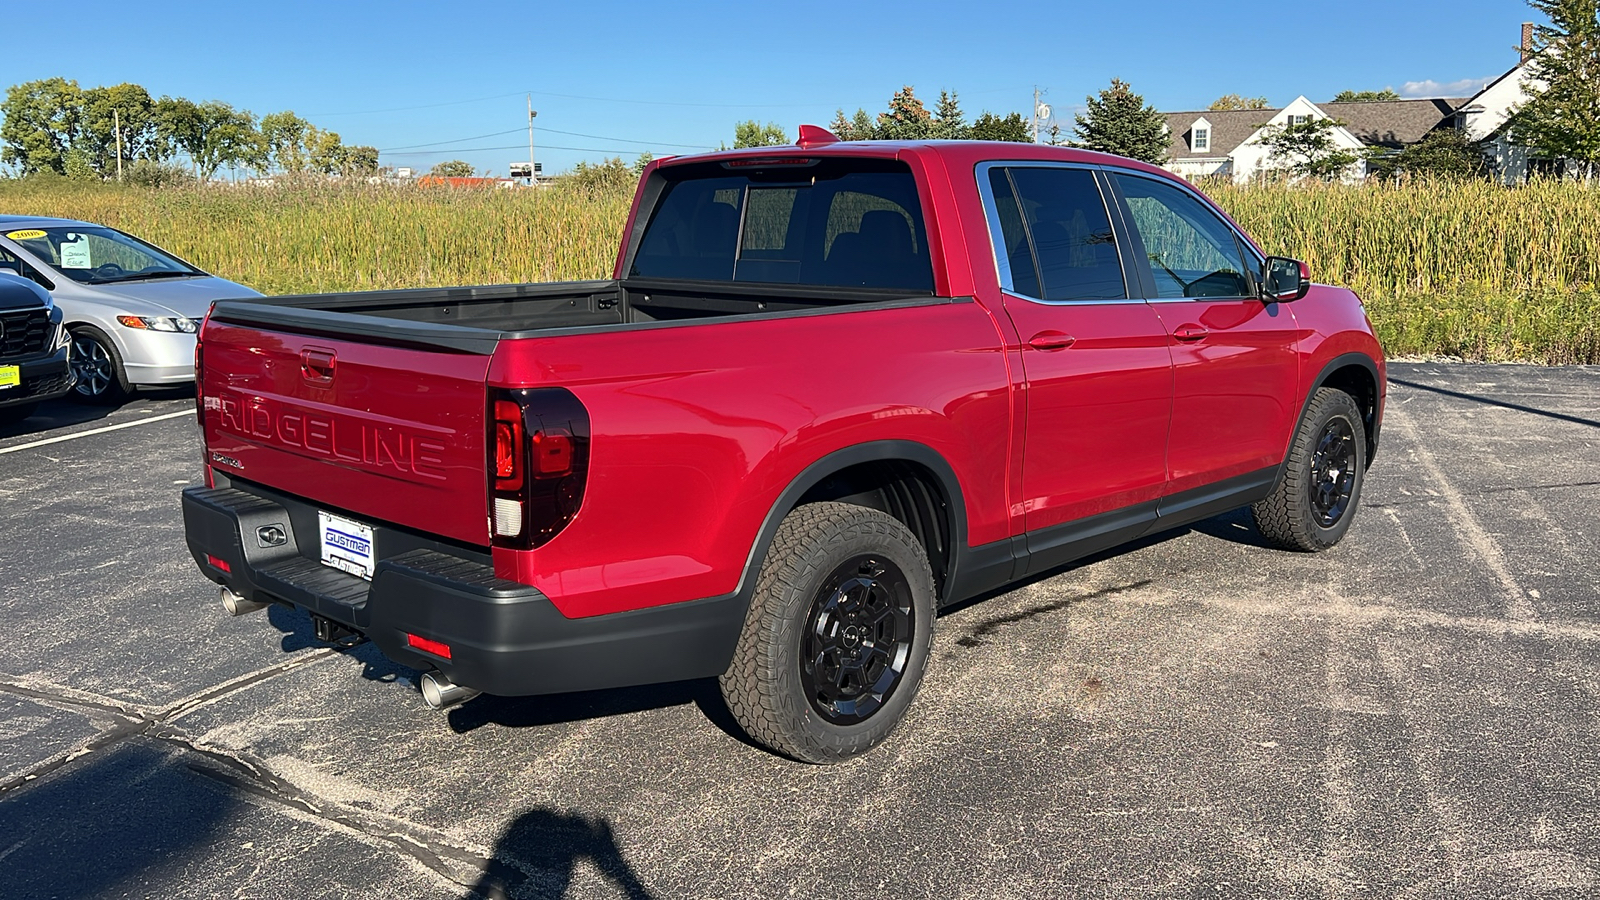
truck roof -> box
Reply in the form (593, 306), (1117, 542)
(655, 134), (1175, 181)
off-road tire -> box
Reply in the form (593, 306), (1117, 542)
(1252, 387), (1367, 552)
(720, 502), (935, 764)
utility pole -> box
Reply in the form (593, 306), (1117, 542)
(527, 94), (538, 187)
(113, 108), (124, 182)
(1032, 87), (1040, 143)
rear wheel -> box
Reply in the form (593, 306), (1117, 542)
(720, 502), (935, 763)
(69, 326), (132, 405)
(1252, 387), (1367, 552)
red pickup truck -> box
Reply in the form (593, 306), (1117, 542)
(183, 130), (1385, 762)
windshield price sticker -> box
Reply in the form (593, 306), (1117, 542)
(59, 238), (92, 269)
(318, 511), (376, 581)
(0, 366), (18, 390)
(4, 229), (46, 241)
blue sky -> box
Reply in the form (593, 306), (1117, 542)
(1, 0), (1540, 177)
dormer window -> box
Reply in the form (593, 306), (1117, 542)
(1193, 127), (1210, 152)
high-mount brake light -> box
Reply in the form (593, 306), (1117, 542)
(723, 157), (817, 168)
(488, 388), (591, 549)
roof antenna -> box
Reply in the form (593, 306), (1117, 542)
(796, 125), (840, 149)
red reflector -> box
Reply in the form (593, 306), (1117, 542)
(206, 554), (231, 573)
(406, 633), (452, 659)
(532, 429), (573, 477)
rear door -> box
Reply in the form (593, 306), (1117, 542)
(200, 319), (492, 546)
(980, 164), (1174, 573)
(1108, 173), (1301, 503)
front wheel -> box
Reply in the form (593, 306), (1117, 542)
(69, 326), (132, 405)
(1252, 387), (1368, 552)
(720, 502), (935, 763)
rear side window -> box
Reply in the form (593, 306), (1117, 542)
(631, 161), (934, 292)
(1114, 174), (1251, 299)
(985, 166), (1125, 301)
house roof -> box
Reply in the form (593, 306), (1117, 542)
(1164, 98), (1469, 158)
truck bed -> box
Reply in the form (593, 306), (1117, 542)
(208, 278), (940, 354)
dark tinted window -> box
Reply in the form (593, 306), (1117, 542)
(631, 162), (933, 292)
(1006, 167), (1125, 301)
(986, 168), (1041, 299)
(1115, 175), (1251, 299)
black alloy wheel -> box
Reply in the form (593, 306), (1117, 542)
(1309, 417), (1358, 527)
(800, 554), (916, 724)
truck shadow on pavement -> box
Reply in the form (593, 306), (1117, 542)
(464, 808), (655, 900)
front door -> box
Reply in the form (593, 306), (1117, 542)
(1110, 173), (1301, 509)
(981, 165), (1174, 574)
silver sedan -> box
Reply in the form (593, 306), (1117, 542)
(0, 216), (262, 403)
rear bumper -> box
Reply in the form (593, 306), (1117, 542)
(181, 483), (744, 696)
(0, 349), (73, 408)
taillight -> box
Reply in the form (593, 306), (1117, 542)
(194, 338), (205, 426)
(488, 388), (591, 549)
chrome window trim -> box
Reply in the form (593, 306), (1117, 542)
(973, 160), (1132, 306)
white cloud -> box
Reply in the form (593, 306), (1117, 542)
(1400, 76), (1496, 98)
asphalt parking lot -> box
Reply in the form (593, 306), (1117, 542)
(1, 361), (1597, 900)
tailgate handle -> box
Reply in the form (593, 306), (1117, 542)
(301, 348), (336, 383)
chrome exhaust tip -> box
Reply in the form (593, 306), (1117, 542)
(220, 586), (269, 616)
(420, 670), (480, 710)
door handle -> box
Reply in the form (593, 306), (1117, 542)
(1027, 331), (1076, 351)
(1173, 325), (1209, 342)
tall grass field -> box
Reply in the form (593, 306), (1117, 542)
(2, 175), (1597, 363)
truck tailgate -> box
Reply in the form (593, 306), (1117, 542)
(199, 320), (491, 546)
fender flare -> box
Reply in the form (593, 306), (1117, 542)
(1280, 351), (1384, 485)
(731, 440), (970, 608)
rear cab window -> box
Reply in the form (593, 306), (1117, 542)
(630, 158), (935, 293)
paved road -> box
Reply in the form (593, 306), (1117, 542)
(1, 363), (1596, 899)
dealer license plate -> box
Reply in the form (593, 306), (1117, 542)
(0, 365), (18, 390)
(318, 512), (375, 581)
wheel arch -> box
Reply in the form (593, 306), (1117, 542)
(738, 441), (969, 607)
(1305, 352), (1383, 467)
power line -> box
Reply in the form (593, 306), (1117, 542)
(307, 91), (527, 117)
(381, 142), (697, 157)
(532, 126), (710, 149)
(379, 128), (526, 152)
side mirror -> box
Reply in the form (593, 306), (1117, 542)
(1261, 256), (1310, 302)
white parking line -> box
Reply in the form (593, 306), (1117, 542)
(0, 410), (193, 455)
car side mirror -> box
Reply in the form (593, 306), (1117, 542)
(1261, 256), (1310, 302)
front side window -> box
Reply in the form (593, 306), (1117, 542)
(631, 160), (933, 292)
(1114, 175), (1251, 299)
(3, 226), (201, 285)
(986, 166), (1125, 302)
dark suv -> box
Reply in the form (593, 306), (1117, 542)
(0, 272), (73, 425)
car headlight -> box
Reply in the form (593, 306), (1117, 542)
(116, 315), (199, 333)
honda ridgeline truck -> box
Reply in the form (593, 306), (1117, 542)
(183, 129), (1385, 763)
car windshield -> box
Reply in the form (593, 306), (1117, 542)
(2, 225), (204, 285)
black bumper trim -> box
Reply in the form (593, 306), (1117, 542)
(181, 485), (746, 697)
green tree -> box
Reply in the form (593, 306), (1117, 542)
(260, 111), (314, 173)
(1075, 79), (1169, 163)
(632, 152), (654, 176)
(0, 77), (85, 174)
(1509, 0), (1600, 179)
(1256, 117), (1359, 179)
(877, 86), (932, 140)
(733, 120), (788, 148)
(1330, 89), (1402, 103)
(969, 111), (1032, 142)
(308, 129), (348, 174)
(1209, 94), (1270, 110)
(1367, 129), (1489, 180)
(931, 90), (968, 139)
(430, 160), (476, 178)
(563, 157), (635, 194)
(157, 98), (260, 180)
(79, 83), (160, 176)
(343, 145), (380, 176)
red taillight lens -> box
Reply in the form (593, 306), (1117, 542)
(205, 554), (231, 574)
(493, 399), (524, 491)
(406, 633), (452, 659)
(488, 388), (590, 550)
